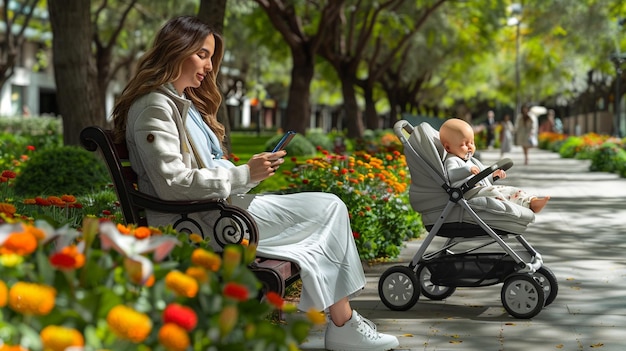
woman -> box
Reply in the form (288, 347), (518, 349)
(111, 16), (398, 351)
(514, 104), (539, 165)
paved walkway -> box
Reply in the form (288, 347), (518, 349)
(301, 146), (626, 351)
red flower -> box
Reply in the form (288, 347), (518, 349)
(223, 282), (249, 302)
(26, 145), (36, 151)
(1, 170), (16, 179)
(265, 291), (285, 309)
(163, 303), (198, 332)
(353, 232), (360, 239)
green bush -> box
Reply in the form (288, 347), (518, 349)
(264, 133), (316, 157)
(305, 129), (334, 151)
(13, 145), (111, 197)
(590, 142), (622, 173)
(558, 136), (584, 158)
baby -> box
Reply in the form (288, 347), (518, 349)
(439, 118), (550, 213)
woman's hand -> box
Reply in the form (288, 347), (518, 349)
(247, 150), (286, 182)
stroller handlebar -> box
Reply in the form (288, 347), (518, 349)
(464, 158), (514, 189)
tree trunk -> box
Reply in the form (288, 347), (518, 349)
(362, 84), (379, 130)
(339, 72), (364, 139)
(198, 0), (232, 152)
(48, 0), (104, 146)
(284, 50), (314, 134)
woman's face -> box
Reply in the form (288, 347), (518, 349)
(172, 33), (215, 94)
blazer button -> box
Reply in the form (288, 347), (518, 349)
(147, 134), (155, 143)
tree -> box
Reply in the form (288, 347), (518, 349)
(253, 0), (345, 135)
(0, 0), (43, 91)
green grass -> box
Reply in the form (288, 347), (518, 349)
(228, 132), (299, 194)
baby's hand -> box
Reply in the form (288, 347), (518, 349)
(470, 166), (480, 174)
(493, 169), (507, 179)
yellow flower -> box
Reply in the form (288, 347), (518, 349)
(218, 305), (238, 337)
(165, 270), (198, 298)
(185, 266), (208, 283)
(191, 248), (221, 272)
(40, 325), (84, 351)
(0, 253), (24, 267)
(9, 281), (56, 316)
(222, 245), (242, 279)
(106, 305), (152, 343)
(158, 323), (190, 351)
(188, 233), (203, 243)
(306, 308), (326, 325)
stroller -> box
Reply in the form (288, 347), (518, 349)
(377, 120), (558, 319)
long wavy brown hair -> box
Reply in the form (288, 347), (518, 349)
(111, 16), (225, 147)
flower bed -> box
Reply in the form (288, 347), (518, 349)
(0, 216), (317, 350)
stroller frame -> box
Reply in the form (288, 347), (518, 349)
(378, 120), (558, 319)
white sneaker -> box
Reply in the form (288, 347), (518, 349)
(325, 310), (399, 351)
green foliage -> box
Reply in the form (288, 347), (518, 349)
(13, 146), (111, 197)
(264, 133), (316, 157)
(590, 141), (626, 177)
(558, 136), (584, 158)
(304, 129), (334, 152)
(285, 143), (422, 260)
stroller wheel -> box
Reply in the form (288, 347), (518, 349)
(416, 265), (456, 300)
(533, 266), (558, 307)
(501, 274), (545, 319)
(378, 265), (420, 311)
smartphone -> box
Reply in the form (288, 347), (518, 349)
(272, 131), (296, 152)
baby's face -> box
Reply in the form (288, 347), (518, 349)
(447, 131), (476, 161)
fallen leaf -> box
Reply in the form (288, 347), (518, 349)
(504, 322), (516, 326)
(449, 340), (463, 344)
(590, 343), (604, 348)
(556, 345), (563, 349)
(402, 333), (414, 337)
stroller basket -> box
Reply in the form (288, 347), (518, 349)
(425, 253), (516, 287)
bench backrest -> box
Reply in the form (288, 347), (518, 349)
(80, 126), (147, 225)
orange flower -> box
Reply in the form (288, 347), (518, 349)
(34, 196), (51, 206)
(49, 245), (85, 270)
(47, 196), (65, 206)
(40, 325), (84, 351)
(22, 198), (36, 205)
(158, 323), (190, 351)
(185, 266), (208, 283)
(0, 280), (7, 307)
(0, 203), (16, 216)
(1, 231), (38, 256)
(223, 282), (249, 302)
(106, 305), (152, 343)
(9, 281), (56, 315)
(191, 248), (221, 272)
(116, 223), (132, 235)
(0, 344), (28, 351)
(164, 271), (198, 298)
(60, 195), (76, 203)
(163, 303), (197, 332)
(133, 226), (151, 239)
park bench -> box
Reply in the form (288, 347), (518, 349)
(79, 126), (300, 299)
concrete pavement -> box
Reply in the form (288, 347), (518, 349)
(300, 146), (626, 351)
